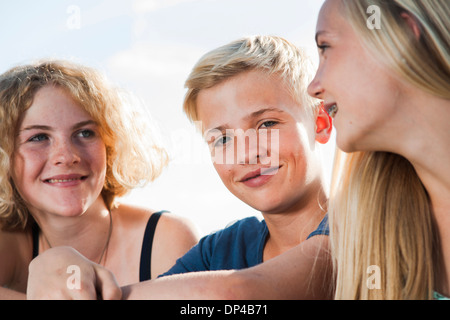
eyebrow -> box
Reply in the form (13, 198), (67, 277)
(204, 107), (286, 135)
(243, 107), (286, 122)
(20, 120), (98, 133)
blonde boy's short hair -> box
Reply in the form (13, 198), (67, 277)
(183, 35), (320, 122)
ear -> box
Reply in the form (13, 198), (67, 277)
(315, 102), (332, 144)
(400, 12), (421, 40)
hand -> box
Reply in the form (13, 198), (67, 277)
(27, 246), (122, 300)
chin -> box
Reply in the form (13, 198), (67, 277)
(49, 203), (89, 218)
(247, 197), (285, 214)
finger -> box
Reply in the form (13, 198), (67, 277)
(94, 266), (122, 300)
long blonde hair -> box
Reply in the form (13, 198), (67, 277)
(330, 151), (436, 299)
(330, 0), (449, 299)
(0, 60), (168, 231)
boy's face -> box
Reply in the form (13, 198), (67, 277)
(196, 70), (331, 214)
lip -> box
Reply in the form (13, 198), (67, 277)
(239, 166), (281, 188)
(42, 174), (88, 187)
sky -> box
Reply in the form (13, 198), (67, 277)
(0, 0), (334, 236)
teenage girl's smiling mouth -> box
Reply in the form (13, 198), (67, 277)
(323, 102), (338, 118)
(42, 174), (89, 187)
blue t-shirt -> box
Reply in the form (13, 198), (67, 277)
(159, 214), (329, 277)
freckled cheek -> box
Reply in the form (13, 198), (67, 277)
(11, 149), (47, 185)
(85, 142), (108, 179)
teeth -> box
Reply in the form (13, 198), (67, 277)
(328, 104), (338, 118)
(47, 178), (79, 183)
(261, 167), (280, 176)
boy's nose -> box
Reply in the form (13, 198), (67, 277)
(235, 130), (260, 165)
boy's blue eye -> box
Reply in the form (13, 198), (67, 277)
(260, 121), (277, 128)
(214, 135), (232, 147)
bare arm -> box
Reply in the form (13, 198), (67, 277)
(27, 236), (332, 300)
(0, 287), (26, 300)
(122, 236), (333, 300)
(0, 229), (28, 300)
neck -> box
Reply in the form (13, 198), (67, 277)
(32, 196), (112, 263)
(262, 184), (327, 261)
(395, 94), (450, 295)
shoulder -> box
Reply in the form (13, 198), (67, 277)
(113, 203), (200, 278)
(113, 202), (200, 243)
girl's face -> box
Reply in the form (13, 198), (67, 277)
(12, 85), (107, 220)
(307, 0), (407, 153)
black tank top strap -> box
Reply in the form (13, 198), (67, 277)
(32, 222), (40, 259)
(139, 211), (167, 282)
(32, 211), (166, 280)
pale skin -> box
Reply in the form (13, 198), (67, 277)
(307, 0), (450, 296)
(27, 68), (334, 299)
(0, 85), (199, 299)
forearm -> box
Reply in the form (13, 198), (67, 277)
(122, 270), (240, 300)
(236, 236), (334, 300)
(122, 236), (333, 300)
(0, 286), (27, 300)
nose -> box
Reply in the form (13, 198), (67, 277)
(235, 129), (263, 165)
(307, 72), (324, 99)
(51, 139), (81, 166)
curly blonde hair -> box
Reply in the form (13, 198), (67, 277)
(0, 60), (168, 231)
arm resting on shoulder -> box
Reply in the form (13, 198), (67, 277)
(122, 235), (333, 300)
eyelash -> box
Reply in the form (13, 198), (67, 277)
(28, 133), (48, 142)
(212, 121), (279, 148)
(77, 129), (95, 138)
(213, 135), (232, 148)
(317, 44), (330, 53)
(27, 129), (96, 143)
(260, 120), (278, 129)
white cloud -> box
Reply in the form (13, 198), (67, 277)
(108, 42), (203, 79)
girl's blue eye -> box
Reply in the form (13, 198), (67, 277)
(28, 134), (48, 142)
(78, 129), (95, 138)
